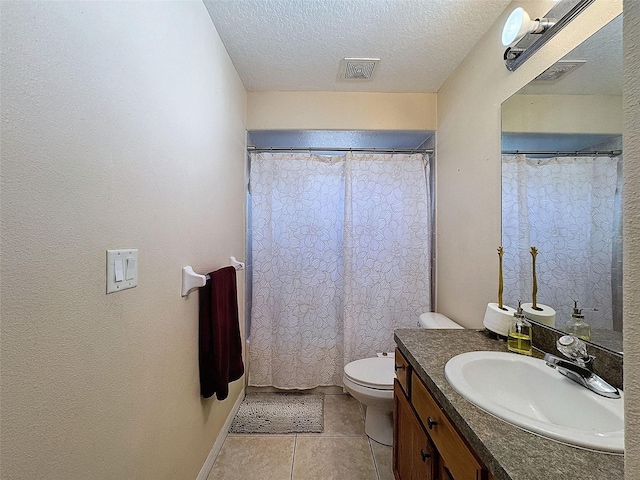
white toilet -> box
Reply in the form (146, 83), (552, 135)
(342, 313), (463, 446)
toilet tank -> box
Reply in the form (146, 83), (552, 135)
(418, 312), (464, 329)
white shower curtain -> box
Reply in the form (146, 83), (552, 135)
(502, 154), (619, 329)
(248, 152), (431, 389)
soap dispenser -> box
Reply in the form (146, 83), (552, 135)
(508, 301), (532, 356)
(564, 300), (591, 341)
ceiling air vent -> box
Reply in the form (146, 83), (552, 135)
(533, 60), (586, 83)
(339, 58), (379, 81)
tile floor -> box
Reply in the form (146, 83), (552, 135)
(207, 394), (393, 480)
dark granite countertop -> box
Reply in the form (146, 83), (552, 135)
(394, 329), (624, 480)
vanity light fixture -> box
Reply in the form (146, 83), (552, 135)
(503, 0), (596, 71)
(501, 7), (555, 47)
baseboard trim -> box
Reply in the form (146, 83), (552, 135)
(195, 387), (245, 480)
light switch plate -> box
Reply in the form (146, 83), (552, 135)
(106, 249), (138, 294)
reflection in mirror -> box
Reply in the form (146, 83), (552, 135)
(503, 0), (597, 71)
(501, 15), (622, 353)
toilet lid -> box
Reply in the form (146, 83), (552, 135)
(344, 357), (395, 390)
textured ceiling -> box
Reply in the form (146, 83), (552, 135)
(520, 14), (622, 96)
(203, 0), (513, 92)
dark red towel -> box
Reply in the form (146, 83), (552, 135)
(198, 266), (244, 400)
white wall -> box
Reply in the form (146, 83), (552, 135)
(502, 94), (623, 134)
(435, 0), (621, 327)
(248, 91), (437, 130)
(623, 0), (640, 475)
(0, 2), (247, 479)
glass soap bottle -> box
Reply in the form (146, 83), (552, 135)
(564, 300), (591, 341)
(508, 301), (532, 356)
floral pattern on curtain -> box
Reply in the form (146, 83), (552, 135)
(343, 153), (432, 363)
(248, 152), (431, 389)
(502, 154), (619, 330)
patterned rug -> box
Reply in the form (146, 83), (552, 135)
(229, 393), (324, 434)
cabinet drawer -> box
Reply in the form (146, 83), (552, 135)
(411, 371), (485, 480)
(394, 348), (411, 396)
(393, 381), (435, 480)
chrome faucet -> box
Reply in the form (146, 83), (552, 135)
(544, 335), (620, 399)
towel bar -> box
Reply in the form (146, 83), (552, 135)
(230, 256), (245, 271)
(181, 266), (208, 297)
(182, 257), (245, 297)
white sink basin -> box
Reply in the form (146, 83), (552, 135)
(444, 351), (624, 453)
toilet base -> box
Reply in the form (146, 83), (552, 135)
(364, 405), (393, 446)
(342, 366), (394, 447)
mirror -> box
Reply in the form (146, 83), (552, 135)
(501, 15), (623, 353)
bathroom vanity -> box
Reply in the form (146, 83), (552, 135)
(393, 329), (624, 480)
(393, 346), (493, 480)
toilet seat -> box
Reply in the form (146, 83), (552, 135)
(344, 357), (395, 390)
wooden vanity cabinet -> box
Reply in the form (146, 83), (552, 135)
(393, 349), (492, 480)
(394, 347), (410, 393)
(394, 381), (436, 480)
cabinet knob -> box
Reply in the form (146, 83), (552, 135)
(394, 364), (405, 371)
(427, 417), (438, 429)
(420, 448), (431, 462)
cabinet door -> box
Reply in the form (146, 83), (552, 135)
(393, 381), (435, 480)
(394, 348), (411, 395)
(411, 371), (487, 480)
(439, 459), (491, 480)
(439, 460), (456, 480)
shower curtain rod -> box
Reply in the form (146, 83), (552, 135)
(247, 146), (433, 154)
(502, 149), (622, 157)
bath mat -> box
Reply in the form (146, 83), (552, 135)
(229, 393), (324, 434)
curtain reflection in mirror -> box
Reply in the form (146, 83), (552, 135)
(502, 154), (622, 332)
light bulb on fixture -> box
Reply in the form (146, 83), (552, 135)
(501, 7), (555, 47)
